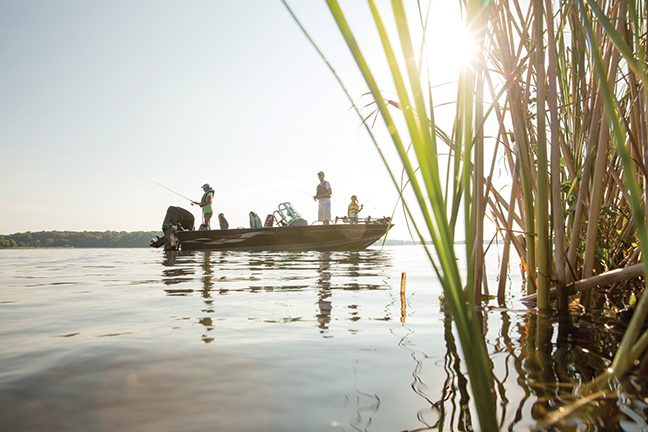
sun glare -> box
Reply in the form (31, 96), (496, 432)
(426, 19), (480, 79)
(452, 26), (480, 67)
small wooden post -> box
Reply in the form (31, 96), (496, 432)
(400, 272), (406, 323)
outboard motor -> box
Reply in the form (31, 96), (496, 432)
(162, 206), (195, 231)
(159, 206), (195, 250)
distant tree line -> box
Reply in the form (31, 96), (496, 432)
(0, 231), (162, 248)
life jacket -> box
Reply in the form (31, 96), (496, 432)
(316, 181), (330, 198)
(201, 189), (214, 204)
(201, 189), (214, 213)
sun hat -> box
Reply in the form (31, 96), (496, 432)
(201, 183), (210, 188)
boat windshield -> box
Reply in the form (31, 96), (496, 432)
(275, 202), (304, 226)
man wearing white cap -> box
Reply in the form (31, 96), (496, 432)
(192, 183), (214, 229)
(313, 171), (332, 225)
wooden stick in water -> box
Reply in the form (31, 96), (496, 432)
(400, 272), (406, 323)
(521, 263), (644, 303)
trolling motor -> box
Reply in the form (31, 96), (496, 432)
(150, 206), (195, 250)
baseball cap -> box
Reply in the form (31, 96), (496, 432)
(201, 183), (210, 188)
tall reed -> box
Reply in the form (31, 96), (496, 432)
(288, 0), (648, 428)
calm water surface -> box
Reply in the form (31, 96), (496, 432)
(1, 246), (646, 431)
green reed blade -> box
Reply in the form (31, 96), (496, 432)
(586, 0), (648, 85)
(323, 1), (498, 429)
(578, 0), (648, 381)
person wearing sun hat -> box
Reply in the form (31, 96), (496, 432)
(192, 183), (214, 229)
(313, 171), (332, 225)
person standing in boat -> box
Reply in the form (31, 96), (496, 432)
(192, 183), (214, 230)
(347, 195), (363, 223)
(313, 171), (332, 225)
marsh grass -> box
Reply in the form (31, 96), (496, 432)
(287, 0), (648, 429)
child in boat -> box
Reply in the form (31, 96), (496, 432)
(347, 195), (363, 223)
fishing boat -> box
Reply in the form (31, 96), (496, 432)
(150, 202), (392, 251)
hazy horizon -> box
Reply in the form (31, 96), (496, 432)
(1, 1), (470, 241)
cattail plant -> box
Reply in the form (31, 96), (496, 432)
(287, 0), (648, 428)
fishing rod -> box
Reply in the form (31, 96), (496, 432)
(292, 186), (314, 198)
(360, 191), (375, 209)
(129, 169), (195, 203)
(362, 195), (372, 207)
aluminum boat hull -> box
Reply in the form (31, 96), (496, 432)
(170, 222), (392, 251)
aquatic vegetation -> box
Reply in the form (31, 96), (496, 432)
(287, 0), (647, 429)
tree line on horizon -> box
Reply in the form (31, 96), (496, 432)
(0, 231), (162, 248)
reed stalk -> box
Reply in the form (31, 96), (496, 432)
(534, 0), (550, 310)
(321, 1), (499, 429)
(289, 0), (648, 427)
(579, 0), (648, 383)
(545, 0), (568, 310)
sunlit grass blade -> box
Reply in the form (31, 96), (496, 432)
(577, 0), (648, 383)
(324, 1), (498, 429)
(289, 0), (648, 427)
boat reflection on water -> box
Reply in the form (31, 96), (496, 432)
(159, 248), (392, 342)
(3, 247), (644, 431)
(156, 248), (647, 431)
(316, 252), (332, 333)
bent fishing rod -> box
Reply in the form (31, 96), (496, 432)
(129, 169), (196, 204)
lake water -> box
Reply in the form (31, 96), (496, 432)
(1, 246), (646, 431)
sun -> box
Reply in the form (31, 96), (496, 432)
(452, 26), (481, 68)
(425, 16), (481, 79)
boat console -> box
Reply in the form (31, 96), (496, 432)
(273, 202), (308, 227)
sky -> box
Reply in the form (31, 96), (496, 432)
(0, 1), (469, 240)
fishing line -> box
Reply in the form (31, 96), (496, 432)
(292, 186), (314, 198)
(361, 191), (375, 208)
(128, 169), (195, 203)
